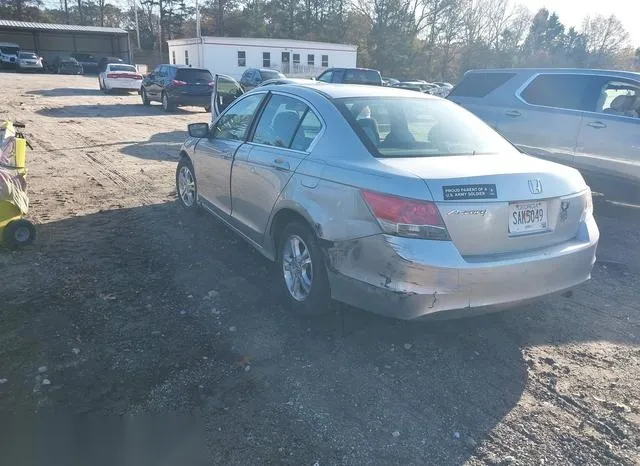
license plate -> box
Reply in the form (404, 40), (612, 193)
(509, 201), (548, 235)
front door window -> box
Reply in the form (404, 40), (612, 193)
(212, 94), (264, 141)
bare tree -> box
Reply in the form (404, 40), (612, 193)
(581, 14), (630, 65)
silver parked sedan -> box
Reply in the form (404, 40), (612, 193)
(176, 76), (599, 320)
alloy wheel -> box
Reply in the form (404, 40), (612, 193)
(177, 165), (195, 207)
(282, 235), (313, 301)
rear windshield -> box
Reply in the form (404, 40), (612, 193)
(0, 46), (19, 55)
(448, 72), (515, 98)
(19, 52), (37, 59)
(344, 69), (382, 85)
(61, 57), (79, 64)
(336, 97), (516, 158)
(261, 70), (285, 80)
(175, 69), (213, 84)
(74, 54), (96, 61)
(109, 64), (137, 72)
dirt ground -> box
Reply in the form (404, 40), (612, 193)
(0, 72), (639, 465)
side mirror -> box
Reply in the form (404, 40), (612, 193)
(188, 123), (209, 138)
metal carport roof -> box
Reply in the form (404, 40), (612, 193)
(0, 20), (128, 35)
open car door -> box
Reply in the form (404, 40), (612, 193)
(211, 74), (245, 122)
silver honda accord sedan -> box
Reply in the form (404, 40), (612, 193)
(176, 77), (599, 319)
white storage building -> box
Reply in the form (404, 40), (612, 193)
(166, 36), (357, 79)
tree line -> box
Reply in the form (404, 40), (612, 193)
(2, 0), (639, 80)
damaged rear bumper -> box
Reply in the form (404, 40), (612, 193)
(326, 216), (599, 320)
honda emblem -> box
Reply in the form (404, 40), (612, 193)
(528, 179), (543, 194)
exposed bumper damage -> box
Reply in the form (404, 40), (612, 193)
(325, 215), (599, 320)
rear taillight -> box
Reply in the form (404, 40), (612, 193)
(106, 73), (117, 78)
(134, 74), (142, 80)
(171, 79), (187, 86)
(361, 190), (449, 240)
(208, 81), (215, 87)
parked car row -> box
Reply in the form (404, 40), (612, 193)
(0, 42), (127, 74)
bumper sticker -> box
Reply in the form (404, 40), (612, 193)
(443, 184), (497, 200)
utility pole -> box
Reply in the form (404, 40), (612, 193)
(196, 0), (201, 39)
(133, 0), (141, 49)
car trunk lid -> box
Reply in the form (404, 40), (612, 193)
(377, 153), (589, 256)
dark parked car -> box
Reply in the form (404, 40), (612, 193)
(239, 68), (286, 90)
(50, 56), (83, 74)
(140, 64), (213, 112)
(71, 53), (99, 73)
(316, 67), (383, 86)
(98, 56), (124, 72)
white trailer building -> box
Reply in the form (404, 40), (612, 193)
(166, 36), (357, 79)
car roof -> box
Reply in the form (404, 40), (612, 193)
(260, 78), (320, 85)
(466, 67), (640, 80)
(267, 83), (436, 100)
(325, 67), (379, 72)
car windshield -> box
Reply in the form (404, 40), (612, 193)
(109, 64), (137, 72)
(61, 57), (78, 63)
(337, 97), (517, 158)
(19, 52), (37, 59)
(0, 46), (19, 54)
(261, 70), (285, 80)
(175, 69), (213, 84)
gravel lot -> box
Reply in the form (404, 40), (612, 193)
(0, 73), (639, 465)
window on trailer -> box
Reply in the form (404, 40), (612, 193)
(185, 50), (189, 66)
(322, 55), (328, 67)
(308, 54), (314, 66)
(263, 52), (270, 68)
(293, 53), (300, 65)
(238, 51), (246, 67)
(172, 51), (176, 64)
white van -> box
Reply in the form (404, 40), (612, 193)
(0, 42), (20, 68)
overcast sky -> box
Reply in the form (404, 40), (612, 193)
(522, 0), (639, 46)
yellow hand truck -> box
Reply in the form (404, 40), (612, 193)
(0, 120), (35, 248)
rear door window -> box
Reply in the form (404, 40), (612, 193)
(520, 74), (592, 111)
(344, 69), (381, 85)
(448, 72), (515, 98)
(175, 69), (213, 84)
(290, 111), (322, 151)
(252, 94), (306, 148)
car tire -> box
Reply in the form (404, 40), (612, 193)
(277, 221), (331, 315)
(162, 92), (175, 112)
(2, 219), (36, 249)
(98, 77), (103, 90)
(141, 88), (151, 106)
(176, 157), (199, 211)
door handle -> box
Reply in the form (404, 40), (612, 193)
(587, 121), (607, 129)
(505, 110), (521, 117)
(273, 157), (290, 171)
